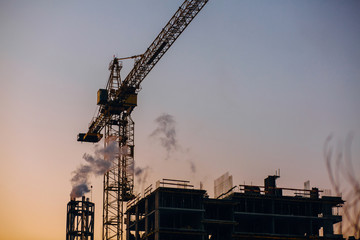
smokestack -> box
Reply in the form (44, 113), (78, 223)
(66, 196), (95, 240)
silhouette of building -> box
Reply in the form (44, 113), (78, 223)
(126, 177), (344, 240)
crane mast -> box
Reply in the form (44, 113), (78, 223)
(77, 1), (208, 239)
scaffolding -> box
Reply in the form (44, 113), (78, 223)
(66, 196), (95, 240)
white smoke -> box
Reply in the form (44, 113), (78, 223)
(188, 160), (196, 174)
(150, 113), (178, 159)
(70, 142), (118, 199)
(134, 165), (150, 196)
(149, 113), (198, 175)
(135, 166), (149, 184)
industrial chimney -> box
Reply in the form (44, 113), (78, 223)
(66, 196), (94, 240)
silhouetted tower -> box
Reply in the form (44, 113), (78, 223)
(66, 196), (95, 240)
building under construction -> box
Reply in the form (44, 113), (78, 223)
(125, 176), (344, 240)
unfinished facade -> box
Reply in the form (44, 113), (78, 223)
(126, 177), (344, 240)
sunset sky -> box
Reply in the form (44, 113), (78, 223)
(1, 1), (359, 239)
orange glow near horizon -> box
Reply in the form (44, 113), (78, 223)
(1, 1), (360, 239)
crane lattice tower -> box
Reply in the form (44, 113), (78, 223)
(77, 1), (208, 239)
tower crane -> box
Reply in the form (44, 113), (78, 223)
(77, 1), (208, 239)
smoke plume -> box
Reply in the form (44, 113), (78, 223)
(150, 113), (178, 159)
(135, 166), (147, 176)
(134, 165), (150, 195)
(149, 113), (199, 176)
(188, 160), (196, 173)
(135, 166), (149, 184)
(70, 142), (118, 199)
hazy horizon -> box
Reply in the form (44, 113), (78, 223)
(1, 1), (359, 239)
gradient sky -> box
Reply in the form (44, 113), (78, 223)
(1, 1), (359, 239)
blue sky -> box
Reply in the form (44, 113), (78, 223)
(0, 1), (359, 239)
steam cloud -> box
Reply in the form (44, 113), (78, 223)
(70, 142), (118, 199)
(135, 166), (147, 176)
(150, 113), (178, 159)
(135, 166), (149, 185)
(149, 113), (198, 174)
(189, 160), (196, 173)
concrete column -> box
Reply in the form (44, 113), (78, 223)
(323, 203), (334, 237)
(126, 211), (130, 240)
(155, 191), (160, 240)
(135, 205), (139, 240)
(145, 198), (148, 239)
(271, 200), (275, 234)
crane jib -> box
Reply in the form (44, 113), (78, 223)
(147, 41), (168, 65)
(77, 0), (208, 144)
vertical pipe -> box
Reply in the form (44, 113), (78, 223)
(82, 196), (85, 240)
